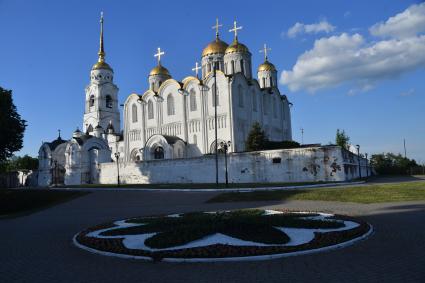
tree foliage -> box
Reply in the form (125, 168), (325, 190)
(245, 123), (301, 151)
(0, 155), (38, 173)
(336, 129), (350, 150)
(246, 122), (268, 151)
(370, 153), (418, 175)
(0, 87), (26, 162)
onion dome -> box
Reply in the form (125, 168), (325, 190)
(149, 64), (171, 76)
(92, 61), (112, 71)
(202, 38), (228, 57)
(258, 60), (276, 72)
(225, 39), (250, 54)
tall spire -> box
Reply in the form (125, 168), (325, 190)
(98, 12), (105, 63)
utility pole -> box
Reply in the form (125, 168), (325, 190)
(403, 138), (407, 158)
(301, 128), (304, 145)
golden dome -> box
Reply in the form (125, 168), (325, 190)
(149, 64), (171, 76)
(92, 61), (113, 71)
(225, 39), (250, 54)
(202, 38), (228, 57)
(258, 60), (276, 72)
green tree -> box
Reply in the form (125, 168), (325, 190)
(0, 87), (26, 162)
(246, 122), (268, 151)
(7, 155), (38, 171)
(336, 129), (350, 150)
(370, 153), (417, 175)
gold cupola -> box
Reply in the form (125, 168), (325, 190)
(225, 21), (250, 55)
(149, 64), (171, 76)
(202, 19), (228, 57)
(258, 60), (276, 72)
(92, 12), (113, 71)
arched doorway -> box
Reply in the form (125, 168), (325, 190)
(153, 147), (164, 159)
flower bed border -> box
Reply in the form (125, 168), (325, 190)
(73, 211), (373, 262)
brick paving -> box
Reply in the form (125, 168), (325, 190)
(1, 190), (424, 283)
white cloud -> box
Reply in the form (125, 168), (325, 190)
(400, 88), (415, 97)
(280, 4), (425, 92)
(287, 20), (335, 38)
(370, 3), (425, 38)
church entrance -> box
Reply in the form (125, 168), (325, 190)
(51, 163), (65, 186)
(153, 147), (164, 159)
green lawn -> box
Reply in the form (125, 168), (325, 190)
(0, 189), (88, 218)
(208, 181), (425, 204)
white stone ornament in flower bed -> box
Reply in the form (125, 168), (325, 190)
(74, 209), (372, 262)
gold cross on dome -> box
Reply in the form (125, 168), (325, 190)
(192, 62), (201, 77)
(229, 20), (242, 39)
(154, 47), (165, 65)
(212, 18), (223, 37)
(259, 43), (271, 60)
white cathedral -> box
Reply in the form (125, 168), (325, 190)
(37, 15), (294, 186)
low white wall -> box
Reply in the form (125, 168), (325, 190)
(99, 146), (361, 184)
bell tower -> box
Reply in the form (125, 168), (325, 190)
(83, 12), (120, 135)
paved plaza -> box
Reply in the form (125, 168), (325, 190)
(1, 189), (425, 283)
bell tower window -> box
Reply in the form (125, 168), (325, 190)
(106, 95), (112, 108)
(89, 95), (95, 107)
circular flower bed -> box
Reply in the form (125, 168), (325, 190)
(74, 209), (372, 262)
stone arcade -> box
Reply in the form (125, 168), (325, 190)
(38, 15), (367, 186)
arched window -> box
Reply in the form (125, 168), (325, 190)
(190, 89), (197, 111)
(263, 95), (268, 115)
(212, 83), (219, 107)
(231, 60), (235, 73)
(148, 100), (154, 120)
(167, 94), (175, 116)
(86, 124), (93, 134)
(106, 95), (112, 108)
(132, 103), (138, 123)
(240, 60), (244, 74)
(262, 78), (266, 88)
(154, 147), (164, 159)
(89, 95), (95, 107)
(270, 77), (273, 87)
(252, 90), (257, 111)
(238, 85), (243, 107)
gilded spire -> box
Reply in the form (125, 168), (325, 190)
(98, 12), (105, 63)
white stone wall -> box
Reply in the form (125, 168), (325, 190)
(99, 146), (365, 185)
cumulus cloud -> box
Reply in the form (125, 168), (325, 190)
(280, 3), (425, 92)
(370, 3), (425, 38)
(287, 20), (335, 38)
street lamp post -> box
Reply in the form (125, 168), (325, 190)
(54, 160), (58, 187)
(220, 141), (231, 187)
(211, 60), (219, 186)
(356, 144), (361, 179)
(114, 152), (120, 187)
(365, 153), (369, 178)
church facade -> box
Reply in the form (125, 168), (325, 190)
(37, 15), (369, 186)
(38, 15), (295, 186)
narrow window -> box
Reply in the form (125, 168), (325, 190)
(106, 95), (112, 108)
(89, 95), (95, 107)
(252, 91), (257, 111)
(167, 94), (175, 116)
(193, 134), (197, 145)
(240, 60), (244, 74)
(262, 77), (266, 88)
(231, 60), (235, 73)
(132, 103), (138, 123)
(148, 100), (154, 119)
(190, 89), (197, 111)
(212, 83), (219, 107)
(238, 85), (243, 107)
(273, 97), (277, 118)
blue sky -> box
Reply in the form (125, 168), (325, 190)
(1, 0), (424, 162)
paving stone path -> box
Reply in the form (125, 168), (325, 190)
(1, 190), (424, 283)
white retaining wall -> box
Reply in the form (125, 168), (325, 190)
(99, 146), (368, 184)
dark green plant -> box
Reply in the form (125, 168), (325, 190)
(370, 153), (418, 175)
(336, 129), (350, 150)
(246, 122), (268, 151)
(0, 87), (26, 162)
